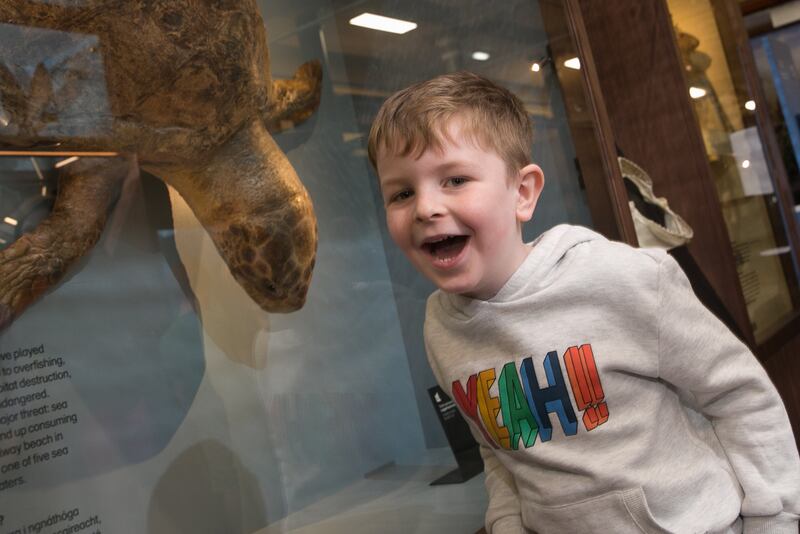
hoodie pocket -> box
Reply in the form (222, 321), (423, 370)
(522, 488), (671, 534)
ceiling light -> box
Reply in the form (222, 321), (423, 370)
(472, 51), (490, 61)
(531, 62), (541, 72)
(4, 216), (18, 226)
(564, 57), (580, 70)
(55, 156), (79, 168)
(745, 100), (756, 111)
(342, 132), (363, 143)
(689, 86), (707, 99)
(349, 13), (417, 34)
(759, 246), (790, 257)
(30, 157), (44, 181)
(742, 159), (751, 169)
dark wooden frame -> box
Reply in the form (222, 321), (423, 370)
(715, 0), (800, 288)
(567, 0), (800, 447)
(573, 0), (800, 359)
(545, 0), (800, 356)
(563, 0), (639, 246)
(740, 0), (793, 16)
(537, 0), (638, 245)
(576, 0), (757, 343)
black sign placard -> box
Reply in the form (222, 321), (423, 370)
(428, 385), (483, 485)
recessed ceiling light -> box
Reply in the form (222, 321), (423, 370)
(689, 86), (707, 99)
(531, 62), (541, 72)
(4, 216), (18, 226)
(342, 132), (364, 143)
(564, 57), (580, 70)
(472, 51), (490, 61)
(745, 100), (756, 111)
(349, 13), (417, 34)
(742, 159), (751, 169)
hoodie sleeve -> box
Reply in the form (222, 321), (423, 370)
(655, 253), (800, 533)
(480, 445), (527, 534)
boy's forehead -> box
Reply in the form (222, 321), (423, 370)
(440, 116), (497, 156)
(378, 116), (486, 162)
(377, 140), (498, 189)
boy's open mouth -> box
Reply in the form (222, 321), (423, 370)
(421, 235), (469, 265)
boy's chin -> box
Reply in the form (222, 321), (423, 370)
(427, 277), (466, 295)
(432, 278), (491, 300)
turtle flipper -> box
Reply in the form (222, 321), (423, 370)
(264, 60), (322, 133)
(0, 156), (130, 330)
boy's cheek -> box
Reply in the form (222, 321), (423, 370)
(386, 217), (418, 263)
(385, 215), (406, 247)
(390, 233), (411, 255)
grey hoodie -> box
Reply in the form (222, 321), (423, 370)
(424, 225), (800, 534)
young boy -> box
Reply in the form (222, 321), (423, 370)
(368, 71), (800, 534)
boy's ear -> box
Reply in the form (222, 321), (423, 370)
(515, 163), (545, 223)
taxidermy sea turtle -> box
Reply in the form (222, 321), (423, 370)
(0, 0), (322, 329)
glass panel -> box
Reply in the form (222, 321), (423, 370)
(666, 0), (800, 343)
(748, 25), (800, 245)
(0, 1), (602, 532)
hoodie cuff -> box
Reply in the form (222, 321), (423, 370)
(488, 515), (525, 534)
(743, 514), (799, 534)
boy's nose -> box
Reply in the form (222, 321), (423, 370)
(414, 191), (444, 221)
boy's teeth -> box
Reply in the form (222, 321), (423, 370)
(425, 235), (468, 261)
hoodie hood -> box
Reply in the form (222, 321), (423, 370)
(433, 224), (604, 318)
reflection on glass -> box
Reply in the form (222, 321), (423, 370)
(667, 0), (800, 343)
(0, 157), (57, 249)
(1, 0), (607, 532)
(749, 25), (800, 232)
(259, 1), (601, 530)
(0, 22), (112, 144)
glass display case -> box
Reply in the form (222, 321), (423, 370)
(0, 1), (614, 532)
(748, 16), (800, 235)
(666, 0), (800, 343)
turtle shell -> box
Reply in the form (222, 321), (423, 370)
(0, 0), (322, 328)
(0, 0), (273, 164)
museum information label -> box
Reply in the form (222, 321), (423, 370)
(1, 344), (104, 534)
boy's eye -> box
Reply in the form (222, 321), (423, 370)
(445, 176), (467, 187)
(389, 189), (413, 203)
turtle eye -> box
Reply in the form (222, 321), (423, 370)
(262, 280), (278, 296)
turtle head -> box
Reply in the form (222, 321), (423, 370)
(217, 187), (317, 313)
(163, 117), (318, 314)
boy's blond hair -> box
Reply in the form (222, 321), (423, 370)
(367, 71), (532, 177)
